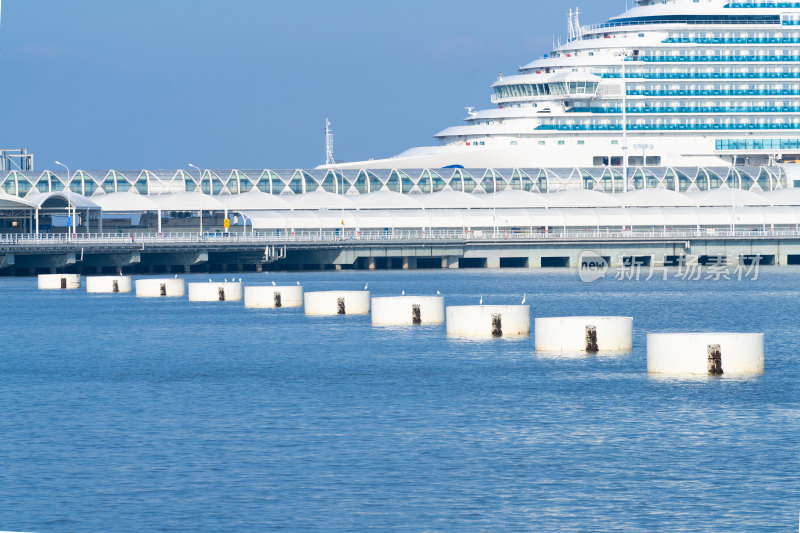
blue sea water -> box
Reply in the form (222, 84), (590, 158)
(0, 268), (798, 532)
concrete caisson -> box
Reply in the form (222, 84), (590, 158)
(647, 333), (764, 375)
(371, 296), (445, 326)
(135, 278), (186, 298)
(38, 274), (81, 290)
(188, 282), (243, 302)
(445, 305), (530, 337)
(304, 291), (370, 316)
(535, 316), (633, 352)
(245, 286), (304, 309)
(85, 276), (133, 294)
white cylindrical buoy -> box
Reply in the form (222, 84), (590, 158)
(38, 274), (81, 290)
(535, 316), (633, 353)
(188, 282), (243, 302)
(245, 285), (304, 309)
(304, 291), (370, 316)
(371, 296), (445, 326)
(647, 333), (764, 375)
(445, 305), (530, 337)
(85, 276), (133, 294)
(135, 278), (186, 298)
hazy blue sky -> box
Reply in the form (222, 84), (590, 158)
(0, 1), (620, 170)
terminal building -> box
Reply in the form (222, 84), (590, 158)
(0, 165), (798, 235)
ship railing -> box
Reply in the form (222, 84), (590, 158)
(580, 18), (780, 35)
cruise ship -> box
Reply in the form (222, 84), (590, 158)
(333, 0), (800, 170)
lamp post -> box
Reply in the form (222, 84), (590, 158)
(187, 163), (203, 189)
(238, 211), (254, 236)
(188, 163), (203, 234)
(54, 161), (76, 236)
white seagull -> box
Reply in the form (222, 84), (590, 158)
(479, 296), (483, 305)
(272, 281), (276, 286)
(436, 290), (441, 295)
(522, 293), (526, 304)
(297, 281), (300, 286)
(364, 282), (368, 290)
(401, 289), (405, 296)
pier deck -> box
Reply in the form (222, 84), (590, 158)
(1, 230), (799, 274)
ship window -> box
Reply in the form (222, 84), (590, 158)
(629, 156), (644, 166)
(558, 140), (565, 145)
(611, 140), (619, 145)
(510, 141), (518, 145)
(645, 156), (661, 165)
(577, 140), (585, 145)
(593, 156), (609, 166)
(538, 141), (546, 145)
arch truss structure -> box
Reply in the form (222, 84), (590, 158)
(0, 166), (789, 200)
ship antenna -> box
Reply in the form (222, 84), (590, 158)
(574, 7), (582, 40)
(567, 9), (574, 41)
(325, 117), (335, 166)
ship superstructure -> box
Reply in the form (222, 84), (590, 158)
(333, 0), (800, 171)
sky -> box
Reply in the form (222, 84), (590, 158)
(0, 0), (621, 171)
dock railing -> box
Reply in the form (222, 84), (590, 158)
(0, 228), (797, 247)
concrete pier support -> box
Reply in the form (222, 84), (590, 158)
(0, 254), (14, 270)
(402, 257), (417, 270)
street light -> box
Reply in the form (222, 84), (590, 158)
(187, 163), (203, 185)
(187, 163), (204, 234)
(54, 161), (76, 236)
(238, 211), (254, 236)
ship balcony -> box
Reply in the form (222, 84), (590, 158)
(636, 55), (800, 63)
